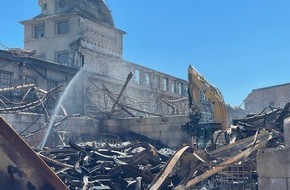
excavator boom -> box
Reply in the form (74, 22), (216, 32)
(184, 65), (229, 148)
(188, 65), (228, 130)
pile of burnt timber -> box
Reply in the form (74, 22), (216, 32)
(38, 140), (172, 189)
(35, 103), (288, 190)
(35, 129), (280, 190)
(0, 102), (289, 189)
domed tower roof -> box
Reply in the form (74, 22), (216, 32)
(79, 0), (114, 26)
(38, 0), (114, 26)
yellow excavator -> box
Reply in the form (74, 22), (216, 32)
(185, 65), (228, 148)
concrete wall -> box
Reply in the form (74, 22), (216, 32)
(101, 115), (191, 149)
(0, 113), (99, 148)
(81, 18), (123, 57)
(257, 148), (290, 190)
(0, 113), (190, 150)
(245, 83), (290, 114)
(257, 118), (290, 190)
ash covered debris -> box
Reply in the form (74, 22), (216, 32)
(38, 138), (173, 189)
(35, 102), (289, 190)
(1, 73), (290, 189)
(0, 101), (290, 190)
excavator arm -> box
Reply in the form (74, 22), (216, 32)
(185, 65), (229, 149)
(188, 65), (228, 130)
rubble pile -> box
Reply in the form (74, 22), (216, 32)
(36, 130), (280, 190)
(38, 139), (174, 189)
(36, 102), (290, 190)
(1, 80), (290, 189)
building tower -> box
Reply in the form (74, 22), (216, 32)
(21, 0), (125, 68)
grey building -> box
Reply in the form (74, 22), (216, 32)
(245, 83), (290, 114)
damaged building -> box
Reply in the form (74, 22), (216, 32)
(0, 0), (191, 149)
(1, 0), (290, 190)
(245, 83), (290, 114)
(20, 0), (189, 116)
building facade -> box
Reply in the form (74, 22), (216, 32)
(0, 0), (189, 118)
(21, 0), (123, 67)
(244, 83), (290, 114)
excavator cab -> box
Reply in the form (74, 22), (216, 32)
(184, 111), (222, 149)
(196, 124), (221, 149)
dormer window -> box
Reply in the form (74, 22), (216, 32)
(34, 25), (45, 38)
(57, 21), (69, 35)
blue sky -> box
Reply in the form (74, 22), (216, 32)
(1, 1), (290, 107)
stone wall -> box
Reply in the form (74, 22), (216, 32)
(101, 115), (191, 149)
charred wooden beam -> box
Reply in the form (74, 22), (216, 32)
(110, 72), (133, 113)
(0, 84), (35, 92)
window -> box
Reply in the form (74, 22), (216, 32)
(47, 80), (60, 108)
(26, 76), (37, 85)
(34, 25), (45, 38)
(135, 69), (140, 84)
(184, 85), (188, 95)
(24, 76), (37, 101)
(0, 71), (13, 87)
(145, 72), (150, 85)
(163, 78), (168, 91)
(57, 21), (69, 35)
(11, 91), (21, 100)
(0, 71), (13, 99)
(171, 81), (175, 93)
(56, 52), (70, 66)
(43, 3), (47, 10)
(178, 83), (183, 94)
(47, 80), (59, 90)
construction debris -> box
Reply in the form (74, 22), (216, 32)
(33, 129), (281, 190)
(0, 100), (289, 189)
(1, 74), (290, 189)
(37, 102), (288, 190)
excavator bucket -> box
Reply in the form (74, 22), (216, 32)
(0, 116), (68, 190)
